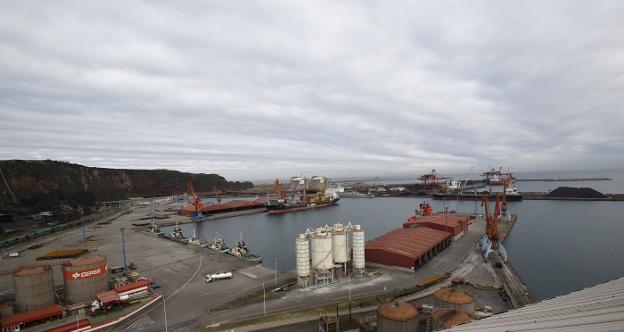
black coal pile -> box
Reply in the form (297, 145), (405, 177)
(545, 187), (607, 199)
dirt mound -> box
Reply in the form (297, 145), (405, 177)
(545, 187), (606, 199)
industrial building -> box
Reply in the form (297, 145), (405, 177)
(404, 213), (470, 240)
(365, 227), (451, 270)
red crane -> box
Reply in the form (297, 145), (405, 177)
(480, 193), (507, 261)
(274, 179), (286, 199)
(187, 181), (204, 218)
(419, 169), (449, 192)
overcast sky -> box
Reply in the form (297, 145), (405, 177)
(1, 1), (623, 180)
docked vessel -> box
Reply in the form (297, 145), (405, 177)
(340, 190), (375, 198)
(165, 222), (188, 243)
(145, 219), (164, 236)
(188, 229), (204, 246)
(266, 178), (340, 214)
(432, 192), (522, 201)
(228, 240), (263, 263)
(208, 236), (230, 253)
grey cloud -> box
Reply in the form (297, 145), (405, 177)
(1, 1), (623, 180)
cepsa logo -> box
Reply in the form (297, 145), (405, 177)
(64, 264), (108, 280)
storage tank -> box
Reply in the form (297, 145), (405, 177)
(332, 223), (348, 264)
(431, 308), (473, 330)
(290, 176), (307, 190)
(352, 224), (365, 273)
(433, 287), (475, 314)
(63, 256), (108, 304)
(310, 176), (326, 190)
(376, 300), (419, 332)
(311, 227), (333, 281)
(13, 265), (55, 312)
(295, 233), (311, 288)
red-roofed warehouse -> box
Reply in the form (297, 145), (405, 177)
(403, 213), (470, 240)
(365, 227), (452, 270)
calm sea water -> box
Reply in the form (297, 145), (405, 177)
(165, 170), (624, 301)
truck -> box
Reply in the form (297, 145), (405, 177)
(206, 272), (233, 283)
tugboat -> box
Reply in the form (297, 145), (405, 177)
(188, 229), (204, 246)
(146, 219), (164, 236)
(228, 239), (263, 263)
(167, 222), (188, 243)
(209, 235), (230, 253)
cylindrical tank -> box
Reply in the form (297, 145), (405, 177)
(295, 234), (310, 277)
(352, 224), (365, 271)
(295, 234), (311, 287)
(63, 256), (108, 304)
(13, 265), (55, 312)
(433, 287), (475, 314)
(310, 176), (326, 190)
(376, 300), (419, 332)
(311, 228), (333, 271)
(290, 176), (307, 190)
(431, 308), (473, 330)
(332, 223), (348, 264)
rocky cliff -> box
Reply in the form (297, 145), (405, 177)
(0, 160), (253, 209)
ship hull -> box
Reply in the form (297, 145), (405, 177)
(267, 200), (339, 214)
(432, 193), (522, 201)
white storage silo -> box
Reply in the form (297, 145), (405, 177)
(295, 233), (311, 288)
(352, 224), (365, 274)
(311, 227), (333, 283)
(332, 223), (349, 276)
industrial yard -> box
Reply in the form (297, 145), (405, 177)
(0, 199), (291, 331)
(0, 184), (534, 332)
(2, 169), (618, 332)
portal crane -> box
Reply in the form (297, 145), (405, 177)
(419, 169), (449, 192)
(187, 181), (204, 220)
(480, 193), (507, 261)
(274, 179), (286, 199)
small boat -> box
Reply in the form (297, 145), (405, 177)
(165, 222), (188, 243)
(145, 219), (164, 236)
(188, 229), (204, 246)
(228, 239), (263, 263)
(208, 236), (230, 253)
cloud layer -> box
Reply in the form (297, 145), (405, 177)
(1, 1), (623, 180)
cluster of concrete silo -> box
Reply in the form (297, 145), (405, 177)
(295, 223), (365, 287)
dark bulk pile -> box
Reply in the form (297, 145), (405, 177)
(545, 187), (607, 199)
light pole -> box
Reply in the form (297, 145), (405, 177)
(262, 281), (267, 318)
(274, 256), (277, 285)
(120, 227), (127, 273)
(163, 296), (168, 332)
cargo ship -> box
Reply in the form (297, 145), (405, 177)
(266, 191), (340, 214)
(432, 192), (522, 201)
(432, 186), (522, 201)
(267, 178), (340, 214)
